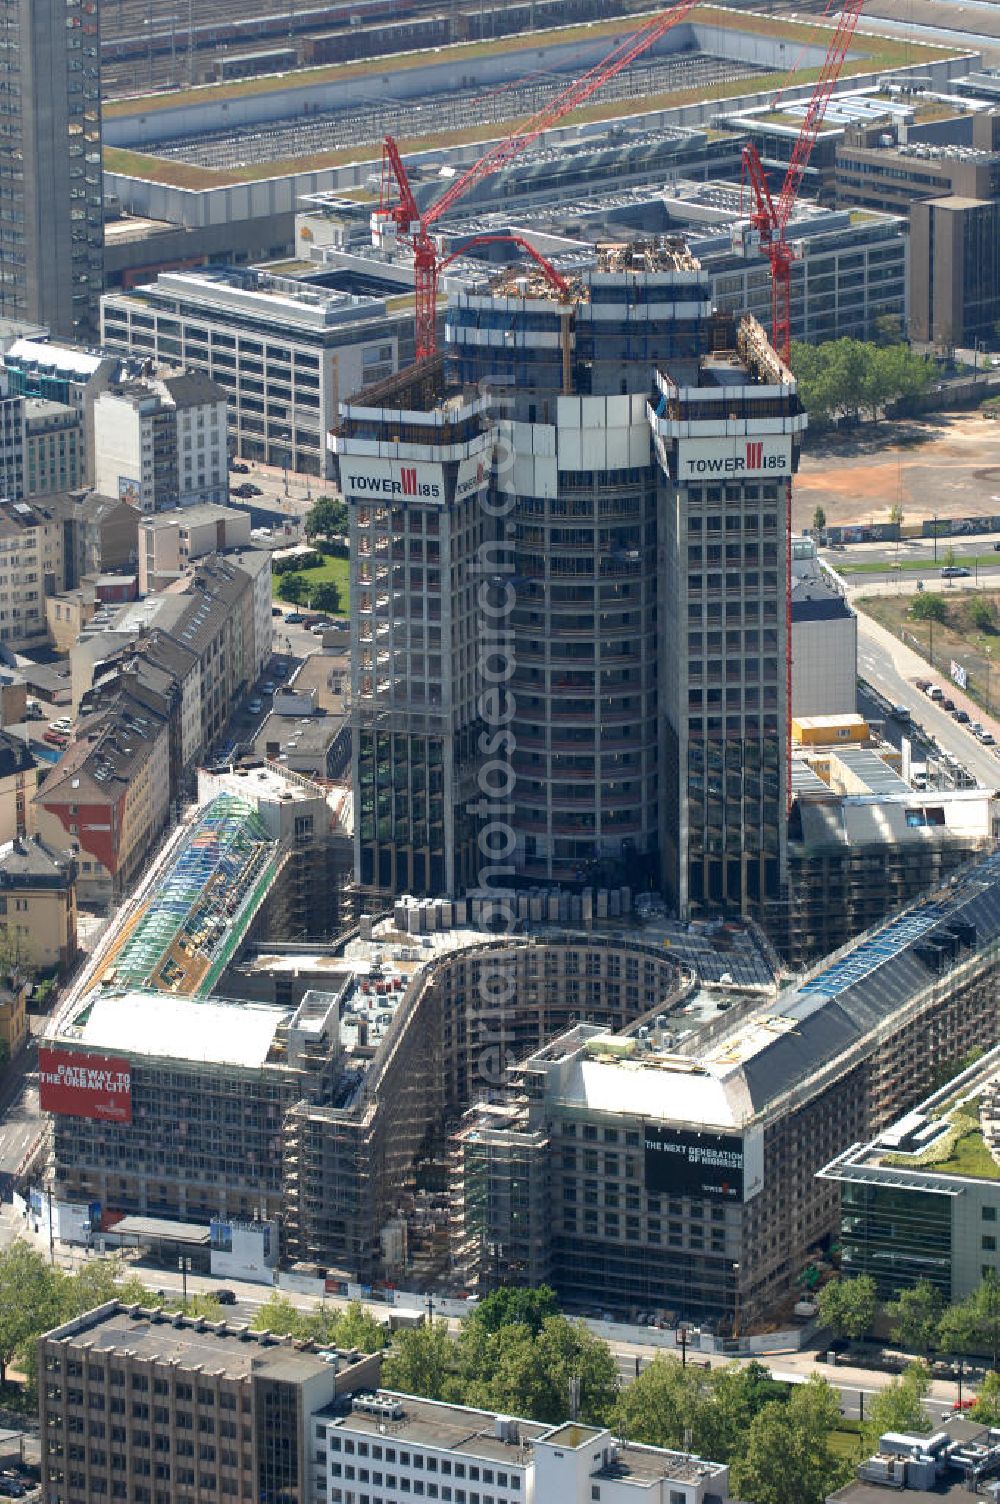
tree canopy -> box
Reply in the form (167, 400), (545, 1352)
(817, 1275), (878, 1341)
(251, 1293), (385, 1354)
(909, 592), (948, 624)
(887, 1281), (946, 1356)
(791, 338), (933, 426)
(309, 580), (343, 614)
(862, 1362), (930, 1455)
(305, 496), (348, 540)
(939, 1271), (1000, 1366)
(731, 1376), (852, 1504)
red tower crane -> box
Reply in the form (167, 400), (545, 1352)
(375, 0), (702, 359)
(739, 0), (866, 813)
(740, 0), (866, 364)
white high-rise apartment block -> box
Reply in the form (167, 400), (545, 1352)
(93, 370), (228, 513)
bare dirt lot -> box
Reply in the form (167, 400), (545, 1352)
(794, 411), (1000, 531)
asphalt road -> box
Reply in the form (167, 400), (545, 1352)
(0, 1036), (40, 1184)
(856, 622), (1000, 789)
(828, 546), (1000, 586)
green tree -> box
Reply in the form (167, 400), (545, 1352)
(817, 1275), (878, 1341)
(701, 1360), (791, 1464)
(971, 1368), (1000, 1424)
(277, 572), (307, 604)
(251, 1292), (306, 1338)
(309, 581), (342, 614)
(331, 1301), (386, 1354)
(609, 1355), (710, 1449)
(874, 313), (903, 347)
(862, 1362), (930, 1454)
(62, 1257), (133, 1319)
(970, 597), (995, 633)
(457, 1314), (617, 1425)
(466, 1285), (560, 1338)
(812, 506), (826, 536)
(382, 1318), (455, 1403)
(305, 496), (348, 540)
(942, 544), (958, 572)
(731, 1376), (849, 1504)
(887, 1280), (945, 1356)
(0, 1242), (63, 1386)
(909, 592), (948, 624)
(940, 1271), (1000, 1366)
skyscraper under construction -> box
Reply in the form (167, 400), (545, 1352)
(334, 240), (806, 923)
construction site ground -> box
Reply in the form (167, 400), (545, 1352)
(794, 409), (1000, 533)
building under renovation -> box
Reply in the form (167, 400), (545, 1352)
(451, 848), (1000, 1328)
(37, 839), (1000, 1324)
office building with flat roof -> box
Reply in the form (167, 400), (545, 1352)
(820, 1042), (1000, 1303)
(910, 194), (1000, 347)
(101, 269), (414, 477)
(322, 1394), (731, 1504)
(39, 1302), (380, 1504)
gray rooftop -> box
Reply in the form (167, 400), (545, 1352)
(334, 1393), (549, 1461)
(42, 1303), (343, 1384)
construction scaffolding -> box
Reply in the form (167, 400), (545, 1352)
(106, 796), (280, 997)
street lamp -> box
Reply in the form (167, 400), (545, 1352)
(178, 1256), (191, 1308)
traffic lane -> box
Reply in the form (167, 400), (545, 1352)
(838, 563), (1000, 588)
(830, 1384), (956, 1424)
(856, 633), (1000, 789)
(609, 1348), (970, 1413)
(823, 535), (1000, 568)
(0, 1036), (41, 1181)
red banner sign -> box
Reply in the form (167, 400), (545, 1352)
(38, 1048), (132, 1124)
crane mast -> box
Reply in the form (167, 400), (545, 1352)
(738, 0), (866, 814)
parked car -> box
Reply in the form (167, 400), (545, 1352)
(247, 698), (263, 714)
(49, 718), (71, 732)
(926, 685), (944, 701)
(981, 731), (996, 746)
(233, 483), (255, 499)
(891, 705), (911, 723)
(216, 1288), (237, 1306)
(271, 605), (283, 616)
(246, 483), (263, 496)
(942, 697), (955, 712)
(43, 730), (68, 748)
(915, 678), (931, 693)
(230, 461), (249, 474)
(954, 709), (970, 724)
(284, 612), (304, 624)
(971, 722), (985, 738)
(941, 565), (971, 578)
